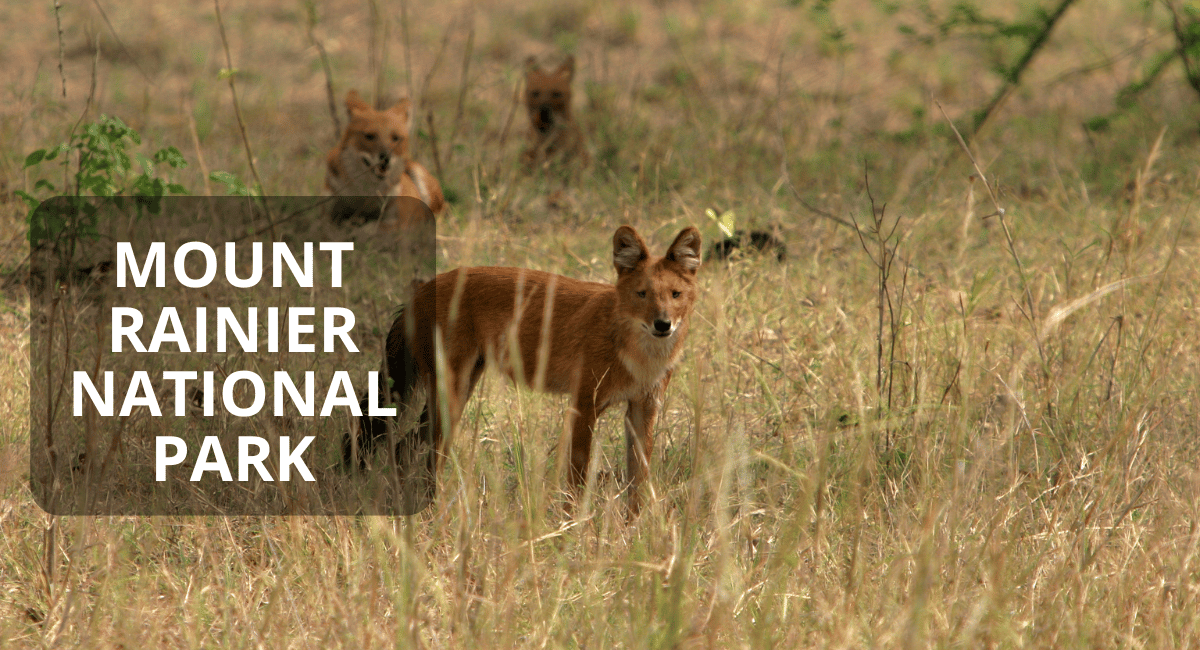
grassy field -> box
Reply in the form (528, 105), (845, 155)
(2, 0), (1200, 647)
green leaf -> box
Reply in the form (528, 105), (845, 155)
(210, 170), (250, 196)
(719, 210), (736, 238)
(154, 146), (187, 168)
(24, 149), (47, 168)
(705, 208), (736, 238)
(13, 190), (39, 210)
(136, 152), (155, 176)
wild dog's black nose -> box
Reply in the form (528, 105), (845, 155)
(652, 319), (672, 336)
(539, 106), (552, 126)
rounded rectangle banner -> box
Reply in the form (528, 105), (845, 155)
(29, 196), (437, 515)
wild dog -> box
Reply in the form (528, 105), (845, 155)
(324, 90), (444, 229)
(521, 55), (589, 170)
(709, 230), (788, 263)
(348, 225), (702, 516)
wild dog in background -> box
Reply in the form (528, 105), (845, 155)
(708, 230), (788, 263)
(347, 225), (702, 516)
(324, 90), (444, 229)
(521, 55), (589, 170)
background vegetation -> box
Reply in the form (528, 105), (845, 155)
(1, 0), (1198, 646)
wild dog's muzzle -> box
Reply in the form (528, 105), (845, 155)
(535, 105), (554, 132)
(362, 152), (391, 178)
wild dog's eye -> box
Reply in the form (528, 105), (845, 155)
(530, 90), (541, 99)
(364, 133), (376, 141)
(672, 291), (681, 298)
(637, 290), (646, 298)
(551, 91), (563, 99)
(391, 133), (400, 142)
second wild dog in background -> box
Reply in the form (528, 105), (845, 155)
(324, 90), (445, 229)
(522, 55), (589, 170)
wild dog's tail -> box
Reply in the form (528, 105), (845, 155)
(343, 307), (422, 468)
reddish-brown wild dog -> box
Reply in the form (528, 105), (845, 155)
(350, 225), (702, 516)
(324, 90), (444, 228)
(522, 55), (589, 169)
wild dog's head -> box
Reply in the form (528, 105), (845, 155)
(341, 90), (412, 180)
(612, 225), (702, 343)
(524, 55), (576, 134)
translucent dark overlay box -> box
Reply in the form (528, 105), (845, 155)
(29, 196), (436, 515)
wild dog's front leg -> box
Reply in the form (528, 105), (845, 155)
(624, 378), (667, 517)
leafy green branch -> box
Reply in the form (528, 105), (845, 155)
(16, 115), (188, 250)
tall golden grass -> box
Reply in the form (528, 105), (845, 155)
(2, 0), (1199, 646)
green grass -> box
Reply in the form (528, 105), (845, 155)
(2, 0), (1200, 647)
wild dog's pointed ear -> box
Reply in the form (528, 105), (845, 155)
(556, 55), (576, 80)
(665, 227), (702, 274)
(613, 225), (649, 274)
(388, 97), (413, 131)
(525, 56), (541, 76)
(346, 90), (370, 116)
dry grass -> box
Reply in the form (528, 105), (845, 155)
(2, 0), (1200, 647)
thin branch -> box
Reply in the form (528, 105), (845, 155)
(304, 0), (341, 142)
(968, 0), (1079, 139)
(400, 0), (414, 104)
(446, 13), (476, 169)
(778, 144), (927, 280)
(213, 0), (274, 234)
(89, 0), (153, 83)
(936, 100), (1039, 327)
(183, 95), (213, 196)
(54, 0), (67, 100)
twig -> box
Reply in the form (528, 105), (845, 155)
(935, 100), (1038, 328)
(183, 95), (213, 196)
(1126, 125), (1167, 231)
(446, 14), (476, 169)
(496, 72), (523, 151)
(304, 0), (341, 141)
(426, 112), (445, 182)
(418, 19), (456, 106)
(778, 143), (928, 281)
(73, 35), (101, 136)
(367, 0), (387, 107)
(213, 0), (274, 235)
(400, 0), (414, 104)
(416, 18), (456, 168)
(54, 0), (66, 100)
(851, 171), (908, 447)
(1166, 0), (1200, 97)
(377, 10), (390, 106)
(967, 0), (1078, 139)
(86, 0), (153, 85)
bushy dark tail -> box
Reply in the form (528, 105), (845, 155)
(343, 307), (422, 468)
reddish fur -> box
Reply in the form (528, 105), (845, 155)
(324, 90), (444, 228)
(382, 226), (701, 515)
(522, 55), (589, 169)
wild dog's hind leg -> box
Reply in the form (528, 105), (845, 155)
(567, 392), (606, 497)
(427, 351), (486, 467)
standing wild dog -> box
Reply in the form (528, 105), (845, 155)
(324, 90), (445, 229)
(521, 55), (589, 170)
(348, 225), (702, 516)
